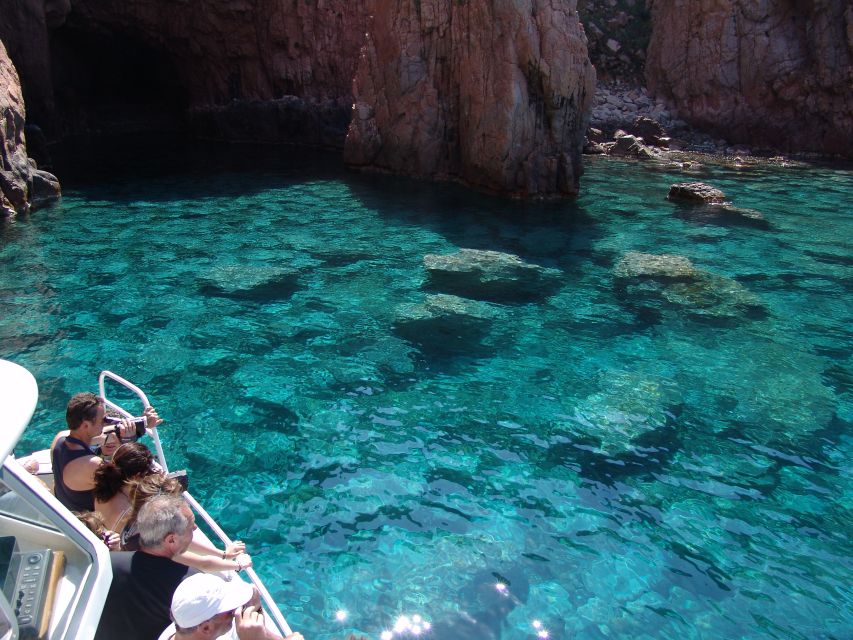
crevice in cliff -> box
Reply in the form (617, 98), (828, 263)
(48, 26), (189, 138)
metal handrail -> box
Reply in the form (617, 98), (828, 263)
(97, 370), (292, 638)
(98, 370), (169, 472)
(183, 492), (293, 637)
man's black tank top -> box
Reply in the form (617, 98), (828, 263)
(51, 435), (96, 511)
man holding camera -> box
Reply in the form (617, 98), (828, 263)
(50, 391), (161, 511)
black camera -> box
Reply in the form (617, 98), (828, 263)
(103, 415), (147, 439)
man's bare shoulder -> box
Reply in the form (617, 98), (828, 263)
(50, 429), (70, 450)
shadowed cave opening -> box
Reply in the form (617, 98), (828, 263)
(49, 26), (189, 138)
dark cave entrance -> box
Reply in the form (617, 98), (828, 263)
(49, 26), (189, 138)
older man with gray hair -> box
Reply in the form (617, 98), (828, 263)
(95, 493), (197, 640)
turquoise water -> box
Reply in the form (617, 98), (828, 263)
(1, 141), (851, 639)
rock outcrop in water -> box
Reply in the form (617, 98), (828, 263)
(645, 0), (853, 156)
(344, 0), (596, 197)
(667, 182), (768, 228)
(0, 40), (60, 216)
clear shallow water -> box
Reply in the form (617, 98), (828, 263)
(1, 141), (851, 639)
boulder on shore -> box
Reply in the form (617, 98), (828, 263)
(424, 249), (561, 303)
(627, 116), (670, 147)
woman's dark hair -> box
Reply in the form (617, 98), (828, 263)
(93, 442), (155, 502)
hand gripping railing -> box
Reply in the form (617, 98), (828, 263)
(98, 370), (293, 638)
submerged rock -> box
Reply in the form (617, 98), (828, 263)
(563, 370), (682, 457)
(613, 252), (699, 280)
(392, 294), (504, 354)
(198, 265), (301, 302)
(675, 203), (769, 229)
(614, 251), (763, 320)
(424, 249), (561, 303)
(667, 182), (727, 205)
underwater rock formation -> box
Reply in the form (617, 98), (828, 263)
(565, 370), (682, 457)
(393, 293), (504, 355)
(0, 40), (60, 216)
(614, 251), (763, 320)
(197, 264), (301, 302)
(424, 249), (562, 303)
(345, 0), (596, 197)
(645, 0), (853, 156)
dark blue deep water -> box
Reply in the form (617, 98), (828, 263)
(2, 141), (851, 639)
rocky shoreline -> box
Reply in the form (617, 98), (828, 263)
(585, 81), (851, 168)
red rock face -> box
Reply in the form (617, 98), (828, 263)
(645, 0), (853, 156)
(345, 0), (596, 197)
(2, 0), (596, 197)
(0, 40), (61, 216)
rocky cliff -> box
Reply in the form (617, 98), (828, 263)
(1, 39), (60, 216)
(345, 0), (595, 197)
(645, 0), (853, 156)
(0, 0), (371, 145)
(2, 0), (596, 197)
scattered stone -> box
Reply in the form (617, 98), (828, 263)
(667, 182), (727, 204)
(423, 248), (561, 303)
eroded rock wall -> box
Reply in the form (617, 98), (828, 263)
(645, 0), (853, 156)
(345, 0), (596, 198)
(0, 39), (60, 216)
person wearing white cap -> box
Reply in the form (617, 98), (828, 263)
(157, 573), (304, 640)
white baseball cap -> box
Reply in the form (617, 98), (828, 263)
(171, 574), (255, 628)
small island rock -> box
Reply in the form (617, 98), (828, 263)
(667, 182), (727, 205)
